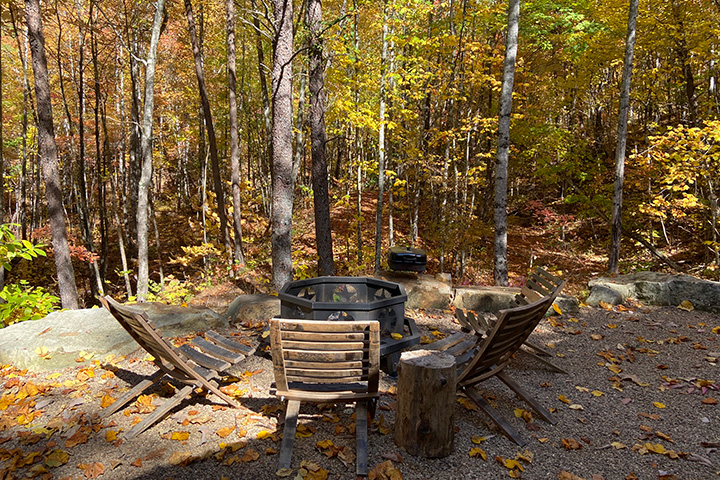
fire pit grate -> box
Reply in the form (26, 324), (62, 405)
(278, 276), (420, 373)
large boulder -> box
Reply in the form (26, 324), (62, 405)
(378, 272), (453, 310)
(226, 294), (280, 324)
(453, 286), (519, 314)
(0, 303), (227, 371)
(588, 272), (720, 312)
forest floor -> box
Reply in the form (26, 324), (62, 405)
(2, 300), (720, 480)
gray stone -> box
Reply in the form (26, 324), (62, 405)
(555, 295), (580, 315)
(453, 286), (520, 314)
(435, 273), (452, 285)
(378, 272), (454, 310)
(586, 285), (624, 306)
(0, 303), (226, 371)
(588, 272), (720, 312)
(225, 294), (280, 324)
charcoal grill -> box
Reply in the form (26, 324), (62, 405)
(278, 276), (420, 373)
(388, 246), (427, 272)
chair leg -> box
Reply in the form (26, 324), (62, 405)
(125, 384), (194, 439)
(517, 348), (569, 374)
(496, 371), (557, 424)
(279, 400), (300, 470)
(101, 370), (165, 419)
(195, 376), (241, 409)
(355, 401), (369, 477)
(461, 386), (527, 447)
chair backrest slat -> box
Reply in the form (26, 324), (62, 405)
(100, 296), (194, 377)
(271, 319), (380, 397)
(459, 281), (566, 386)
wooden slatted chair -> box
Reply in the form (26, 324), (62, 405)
(270, 318), (380, 477)
(431, 281), (566, 446)
(455, 267), (567, 373)
(99, 296), (255, 438)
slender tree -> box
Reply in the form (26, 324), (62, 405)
(184, 0), (232, 256)
(493, 0), (520, 286)
(226, 0), (245, 268)
(608, 0), (640, 274)
(308, 0), (335, 276)
(271, 0), (295, 290)
(374, 0), (389, 273)
(25, 0), (79, 309)
(136, 0), (166, 302)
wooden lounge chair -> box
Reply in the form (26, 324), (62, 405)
(455, 267), (567, 373)
(430, 281), (566, 446)
(270, 318), (380, 477)
(99, 296), (255, 438)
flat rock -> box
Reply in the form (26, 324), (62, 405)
(588, 272), (720, 312)
(225, 294), (280, 324)
(379, 272), (454, 310)
(0, 303), (226, 371)
(453, 286), (520, 314)
(586, 285), (624, 306)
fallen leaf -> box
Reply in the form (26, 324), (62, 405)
(78, 462), (104, 479)
(469, 447), (487, 460)
(131, 458), (142, 468)
(45, 449), (70, 467)
(702, 397), (718, 405)
(217, 426), (235, 438)
(653, 402), (666, 409)
(677, 300), (694, 311)
(562, 438), (583, 450)
(368, 460), (403, 480)
(390, 333), (403, 340)
(100, 395), (116, 409)
(590, 334), (603, 341)
(241, 449), (260, 462)
(171, 431), (190, 441)
(558, 470), (586, 480)
(457, 397), (478, 411)
(558, 395), (571, 404)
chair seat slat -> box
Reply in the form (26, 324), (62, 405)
(178, 344), (230, 372)
(205, 331), (255, 356)
(192, 337), (244, 363)
(281, 331), (366, 342)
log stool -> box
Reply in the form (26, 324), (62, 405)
(393, 350), (456, 457)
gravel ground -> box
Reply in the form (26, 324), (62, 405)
(2, 303), (720, 480)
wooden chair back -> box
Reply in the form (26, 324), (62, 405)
(458, 281), (566, 387)
(516, 267), (564, 305)
(270, 319), (381, 402)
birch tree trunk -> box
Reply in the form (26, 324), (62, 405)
(308, 0), (335, 276)
(25, 0), (79, 309)
(271, 0), (294, 290)
(493, 0), (520, 286)
(136, 0), (166, 302)
(374, 0), (389, 273)
(608, 0), (639, 274)
(226, 0), (245, 268)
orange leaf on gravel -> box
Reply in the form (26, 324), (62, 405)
(217, 427), (234, 438)
(78, 462), (104, 479)
(131, 458), (142, 467)
(558, 471), (586, 480)
(562, 438), (583, 450)
(241, 449), (260, 462)
(368, 460), (403, 480)
(100, 395), (115, 408)
(702, 397), (718, 405)
(171, 431), (189, 441)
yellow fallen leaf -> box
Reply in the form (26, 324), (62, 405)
(217, 426), (235, 438)
(0, 393), (15, 411)
(44, 449), (69, 468)
(611, 441), (627, 449)
(653, 402), (666, 409)
(35, 346), (51, 359)
(552, 303), (562, 315)
(471, 435), (486, 444)
(591, 390), (604, 397)
(568, 404), (584, 410)
(608, 365), (623, 374)
(171, 431), (190, 441)
(101, 394), (116, 408)
(677, 300), (694, 311)
(105, 430), (118, 442)
(46, 372), (62, 380)
(712, 326), (720, 334)
(607, 324), (618, 329)
(469, 447), (487, 460)
(390, 333), (403, 340)
(558, 395), (571, 404)
(458, 397), (478, 411)
(256, 430), (274, 440)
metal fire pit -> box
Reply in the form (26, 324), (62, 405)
(278, 276), (420, 373)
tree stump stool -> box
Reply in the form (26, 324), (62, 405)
(393, 349), (456, 457)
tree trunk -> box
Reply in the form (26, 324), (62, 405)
(25, 0), (79, 309)
(374, 0), (389, 274)
(271, 0), (294, 291)
(308, 0), (335, 276)
(493, 0), (520, 287)
(136, 0), (166, 302)
(608, 0), (639, 274)
(184, 0), (232, 256)
(226, 0), (245, 268)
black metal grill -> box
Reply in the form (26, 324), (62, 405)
(278, 276), (420, 373)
